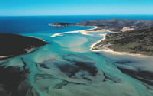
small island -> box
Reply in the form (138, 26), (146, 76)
(49, 22), (74, 27)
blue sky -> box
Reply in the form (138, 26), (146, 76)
(0, 0), (153, 16)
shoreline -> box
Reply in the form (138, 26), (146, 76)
(88, 27), (151, 57)
(79, 26), (112, 35)
(0, 33), (47, 60)
(50, 26), (98, 37)
(0, 56), (9, 60)
(91, 47), (148, 57)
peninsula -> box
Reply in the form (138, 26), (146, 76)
(0, 33), (47, 60)
(51, 20), (153, 56)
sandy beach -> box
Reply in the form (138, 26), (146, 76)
(79, 26), (112, 35)
(87, 27), (151, 57)
(92, 47), (148, 57)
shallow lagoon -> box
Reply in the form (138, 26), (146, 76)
(1, 29), (152, 96)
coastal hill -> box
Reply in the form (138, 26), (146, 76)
(0, 33), (47, 60)
(92, 27), (153, 55)
(81, 20), (153, 56)
(77, 19), (153, 32)
(50, 20), (153, 55)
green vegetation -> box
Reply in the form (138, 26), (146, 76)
(94, 27), (153, 55)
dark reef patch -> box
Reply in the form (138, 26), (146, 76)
(57, 61), (98, 78)
(118, 66), (153, 86)
(56, 54), (98, 78)
(114, 60), (138, 64)
(0, 66), (30, 96)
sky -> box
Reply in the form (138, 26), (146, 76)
(0, 0), (153, 16)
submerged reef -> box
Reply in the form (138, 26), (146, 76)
(0, 66), (28, 96)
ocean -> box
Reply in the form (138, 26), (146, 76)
(0, 15), (153, 96)
(1, 15), (153, 33)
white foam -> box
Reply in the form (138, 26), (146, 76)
(64, 30), (80, 34)
(100, 33), (107, 40)
(50, 33), (63, 37)
(0, 56), (8, 58)
(90, 33), (107, 50)
(62, 26), (98, 36)
(88, 26), (98, 30)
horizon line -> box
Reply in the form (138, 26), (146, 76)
(0, 14), (153, 17)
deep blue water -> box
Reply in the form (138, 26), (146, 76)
(0, 15), (153, 33)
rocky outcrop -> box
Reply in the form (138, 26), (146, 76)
(0, 33), (47, 60)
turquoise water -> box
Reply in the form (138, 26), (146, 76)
(1, 16), (153, 96)
(3, 30), (152, 96)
